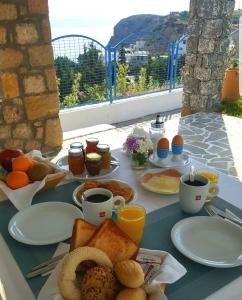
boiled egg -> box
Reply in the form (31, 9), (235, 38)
(157, 138), (169, 149)
(172, 135), (183, 146)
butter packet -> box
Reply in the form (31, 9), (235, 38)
(136, 252), (163, 285)
(137, 248), (186, 285)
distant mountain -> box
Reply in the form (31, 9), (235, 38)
(108, 12), (188, 47)
(108, 10), (239, 47)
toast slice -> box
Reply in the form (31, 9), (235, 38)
(87, 219), (139, 264)
(69, 219), (97, 252)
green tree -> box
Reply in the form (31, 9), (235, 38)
(117, 63), (129, 96)
(77, 43), (106, 90)
(118, 44), (126, 64)
(54, 56), (77, 101)
(62, 72), (82, 108)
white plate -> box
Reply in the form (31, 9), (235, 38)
(8, 202), (83, 245)
(149, 152), (191, 168)
(73, 179), (137, 207)
(171, 216), (242, 268)
(56, 155), (120, 181)
(139, 168), (184, 195)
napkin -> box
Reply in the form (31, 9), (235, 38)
(38, 244), (187, 300)
(0, 234), (35, 300)
(0, 150), (65, 211)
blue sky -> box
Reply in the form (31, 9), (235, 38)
(49, 0), (240, 45)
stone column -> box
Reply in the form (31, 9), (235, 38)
(0, 0), (63, 153)
(182, 0), (235, 116)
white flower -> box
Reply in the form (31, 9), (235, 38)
(136, 138), (153, 153)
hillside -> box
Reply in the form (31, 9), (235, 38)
(108, 10), (239, 47)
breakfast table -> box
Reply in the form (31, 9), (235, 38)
(0, 147), (241, 300)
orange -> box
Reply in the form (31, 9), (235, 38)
(6, 171), (29, 189)
(12, 155), (33, 172)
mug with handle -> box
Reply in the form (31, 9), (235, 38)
(82, 188), (125, 225)
(179, 174), (209, 214)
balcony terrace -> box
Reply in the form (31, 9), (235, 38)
(54, 109), (242, 182)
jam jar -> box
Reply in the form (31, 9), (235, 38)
(85, 153), (102, 176)
(96, 144), (111, 169)
(85, 138), (99, 154)
(68, 148), (85, 175)
(70, 142), (85, 157)
(70, 142), (84, 150)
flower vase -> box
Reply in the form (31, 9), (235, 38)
(131, 152), (148, 169)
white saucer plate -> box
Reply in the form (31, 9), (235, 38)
(73, 179), (137, 207)
(8, 202), (83, 245)
(139, 168), (184, 195)
(171, 216), (242, 268)
(149, 152), (191, 168)
(56, 155), (120, 181)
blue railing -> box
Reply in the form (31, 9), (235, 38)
(51, 32), (183, 108)
(52, 29), (238, 109)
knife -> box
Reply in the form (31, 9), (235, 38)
(209, 205), (242, 226)
(26, 261), (59, 279)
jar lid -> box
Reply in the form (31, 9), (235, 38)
(86, 137), (99, 144)
(68, 148), (83, 157)
(96, 144), (110, 152)
(86, 153), (101, 161)
(70, 142), (84, 149)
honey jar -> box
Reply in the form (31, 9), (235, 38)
(85, 153), (102, 176)
(68, 148), (85, 175)
(96, 144), (111, 169)
(85, 138), (99, 154)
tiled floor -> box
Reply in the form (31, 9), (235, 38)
(53, 110), (242, 182)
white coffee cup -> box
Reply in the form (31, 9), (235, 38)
(82, 188), (125, 225)
(179, 174), (209, 214)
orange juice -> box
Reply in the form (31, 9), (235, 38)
(117, 205), (146, 244)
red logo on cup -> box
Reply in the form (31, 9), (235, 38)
(99, 211), (106, 217)
(195, 195), (201, 201)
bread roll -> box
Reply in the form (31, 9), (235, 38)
(114, 260), (144, 288)
(58, 247), (113, 300)
(81, 266), (120, 300)
(116, 288), (147, 300)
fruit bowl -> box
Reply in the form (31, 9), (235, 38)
(0, 150), (67, 210)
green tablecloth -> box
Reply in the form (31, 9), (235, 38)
(0, 182), (241, 300)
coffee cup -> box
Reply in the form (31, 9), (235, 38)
(82, 188), (125, 225)
(179, 174), (209, 214)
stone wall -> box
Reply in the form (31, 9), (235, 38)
(182, 0), (235, 116)
(0, 0), (63, 153)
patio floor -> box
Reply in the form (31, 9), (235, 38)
(52, 110), (242, 182)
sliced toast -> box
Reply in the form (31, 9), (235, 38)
(87, 219), (139, 264)
(69, 218), (96, 252)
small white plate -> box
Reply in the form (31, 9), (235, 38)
(73, 179), (137, 207)
(8, 202), (83, 245)
(139, 168), (184, 195)
(171, 216), (242, 268)
(56, 155), (120, 181)
(149, 153), (191, 168)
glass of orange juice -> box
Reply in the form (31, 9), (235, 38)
(117, 205), (146, 244)
(198, 171), (219, 203)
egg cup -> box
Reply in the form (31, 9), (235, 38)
(157, 148), (169, 159)
(172, 144), (183, 155)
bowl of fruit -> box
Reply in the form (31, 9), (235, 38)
(0, 149), (66, 210)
